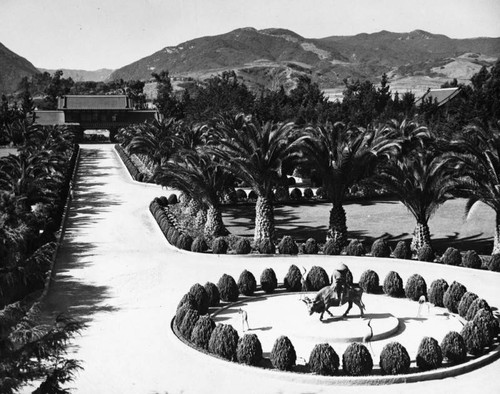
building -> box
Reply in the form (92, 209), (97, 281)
(415, 87), (462, 107)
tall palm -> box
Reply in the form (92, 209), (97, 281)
(211, 114), (302, 242)
(155, 150), (230, 237)
(299, 121), (398, 246)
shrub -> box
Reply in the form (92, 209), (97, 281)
(258, 238), (275, 254)
(443, 281), (467, 314)
(441, 331), (467, 364)
(405, 274), (427, 301)
(442, 247), (462, 266)
(287, 176), (296, 186)
(260, 268), (278, 293)
(316, 187), (327, 199)
(487, 254), (500, 272)
(188, 283), (210, 315)
(284, 264), (303, 292)
(204, 282), (220, 307)
(234, 238), (252, 254)
(308, 343), (339, 376)
(158, 196), (169, 206)
(359, 270), (379, 293)
(248, 190), (257, 200)
(461, 321), (486, 355)
(417, 244), (434, 262)
(462, 250), (482, 269)
(323, 239), (342, 255)
(371, 239), (391, 257)
(392, 240), (411, 259)
(169, 229), (181, 246)
(466, 298), (491, 321)
(303, 238), (319, 254)
(176, 233), (193, 251)
(236, 334), (263, 366)
(236, 189), (247, 201)
(179, 309), (200, 340)
(379, 342), (411, 375)
(473, 308), (499, 346)
(217, 274), (239, 302)
(278, 235), (299, 255)
(275, 186), (290, 201)
(290, 188), (302, 200)
(304, 266), (329, 291)
(175, 304), (193, 330)
(427, 279), (449, 307)
(270, 336), (296, 371)
(168, 194), (178, 204)
(416, 337), (442, 371)
(346, 239), (366, 256)
(191, 236), (208, 253)
(208, 324), (239, 361)
(342, 343), (373, 376)
(383, 271), (404, 297)
(177, 293), (196, 312)
(190, 315), (215, 350)
(458, 292), (478, 318)
(304, 188), (314, 199)
(238, 270), (257, 296)
(212, 237), (229, 254)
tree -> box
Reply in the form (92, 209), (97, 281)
(42, 70), (74, 110)
(152, 70), (184, 119)
(341, 78), (378, 126)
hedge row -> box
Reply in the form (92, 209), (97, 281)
(149, 197), (193, 249)
(115, 144), (148, 182)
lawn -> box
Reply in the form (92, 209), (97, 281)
(222, 198), (495, 255)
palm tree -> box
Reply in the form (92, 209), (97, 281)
(211, 114), (301, 242)
(299, 121), (398, 246)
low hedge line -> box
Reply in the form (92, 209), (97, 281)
(115, 144), (148, 182)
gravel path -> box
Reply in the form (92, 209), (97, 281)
(33, 144), (500, 394)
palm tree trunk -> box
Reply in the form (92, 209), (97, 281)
(493, 211), (500, 255)
(204, 205), (228, 237)
(411, 221), (431, 252)
(254, 196), (275, 242)
(327, 203), (348, 247)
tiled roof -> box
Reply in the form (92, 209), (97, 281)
(33, 110), (67, 125)
(416, 87), (461, 107)
(58, 95), (132, 110)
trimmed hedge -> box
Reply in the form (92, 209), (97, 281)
(304, 266), (329, 291)
(208, 324), (239, 361)
(191, 237), (208, 253)
(442, 247), (462, 266)
(236, 334), (263, 366)
(177, 293), (196, 312)
(179, 309), (200, 340)
(443, 281), (467, 314)
(188, 283), (210, 315)
(379, 342), (411, 375)
(234, 238), (252, 254)
(176, 233), (193, 251)
(284, 264), (303, 292)
(212, 237), (229, 254)
(304, 188), (314, 199)
(441, 331), (467, 364)
(466, 298), (491, 321)
(323, 239), (342, 255)
(217, 274), (239, 302)
(290, 188), (302, 200)
(473, 308), (499, 346)
(417, 245), (434, 262)
(260, 268), (278, 294)
(383, 271), (404, 297)
(461, 321), (486, 355)
(258, 238), (275, 255)
(204, 282), (220, 307)
(427, 279), (449, 308)
(238, 270), (257, 296)
(405, 274), (427, 301)
(487, 254), (500, 272)
(303, 238), (319, 254)
(359, 270), (379, 293)
(236, 189), (247, 201)
(458, 292), (478, 319)
(346, 239), (366, 256)
(462, 250), (482, 269)
(190, 315), (215, 350)
(308, 343), (339, 376)
(371, 239), (391, 258)
(270, 336), (296, 371)
(175, 304), (193, 329)
(416, 337), (442, 371)
(342, 343), (373, 376)
(278, 236), (299, 255)
(393, 240), (411, 259)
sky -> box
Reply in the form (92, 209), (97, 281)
(1, 0), (499, 71)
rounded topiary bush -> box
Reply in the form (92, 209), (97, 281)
(191, 236), (208, 253)
(359, 270), (380, 293)
(278, 235), (299, 255)
(466, 298), (490, 321)
(342, 343), (373, 376)
(179, 309), (199, 340)
(177, 292), (196, 312)
(304, 188), (314, 199)
(237, 270), (257, 296)
(260, 268), (278, 293)
(158, 196), (169, 206)
(427, 279), (449, 307)
(303, 238), (319, 254)
(473, 308), (499, 346)
(274, 186), (289, 202)
(270, 336), (296, 371)
(169, 229), (181, 246)
(176, 233), (193, 251)
(417, 244), (434, 262)
(236, 333), (263, 366)
(188, 283), (210, 315)
(458, 292), (478, 318)
(290, 188), (302, 200)
(284, 264), (303, 292)
(383, 271), (404, 297)
(379, 342), (411, 375)
(346, 239), (366, 256)
(323, 239), (342, 255)
(416, 337), (442, 371)
(392, 240), (411, 259)
(304, 266), (329, 291)
(308, 343), (340, 376)
(212, 237), (229, 254)
(487, 254), (500, 272)
(236, 189), (247, 201)
(258, 238), (275, 255)
(405, 274), (427, 301)
(462, 250), (482, 269)
(190, 315), (216, 350)
(234, 238), (252, 254)
(217, 274), (239, 302)
(441, 331), (467, 364)
(167, 194), (178, 204)
(371, 239), (391, 258)
(208, 324), (239, 361)
(442, 247), (462, 266)
(175, 304), (193, 329)
(461, 321), (486, 355)
(204, 282), (220, 307)
(248, 190), (258, 200)
(316, 187), (327, 199)
(443, 281), (467, 314)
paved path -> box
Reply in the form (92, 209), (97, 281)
(36, 144), (500, 394)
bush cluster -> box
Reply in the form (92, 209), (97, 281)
(442, 247), (462, 266)
(208, 324), (239, 361)
(457, 292), (478, 318)
(190, 315), (216, 350)
(284, 265), (303, 292)
(308, 343), (339, 376)
(278, 236), (299, 255)
(179, 309), (200, 340)
(212, 237), (229, 254)
(342, 343), (373, 376)
(383, 271), (404, 297)
(359, 270), (379, 293)
(238, 270), (257, 296)
(405, 274), (427, 301)
(270, 336), (296, 371)
(379, 342), (411, 375)
(260, 268), (278, 293)
(416, 337), (442, 371)
(466, 298), (490, 321)
(346, 239), (366, 256)
(149, 199), (185, 246)
(487, 254), (500, 272)
(304, 266), (329, 291)
(443, 281), (467, 314)
(191, 236), (209, 253)
(323, 239), (342, 255)
(303, 238), (319, 254)
(371, 239), (391, 257)
(176, 233), (194, 251)
(217, 274), (239, 302)
(116, 144), (145, 181)
(427, 279), (449, 307)
(258, 238), (275, 254)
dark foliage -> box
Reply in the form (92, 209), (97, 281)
(379, 342), (411, 375)
(238, 270), (257, 296)
(167, 194), (178, 204)
(176, 233), (193, 251)
(234, 238), (252, 254)
(290, 187), (302, 200)
(466, 298), (491, 321)
(270, 336), (296, 371)
(236, 333), (263, 366)
(284, 264), (303, 292)
(405, 274), (427, 301)
(342, 343), (373, 376)
(303, 238), (319, 254)
(461, 321), (486, 355)
(443, 281), (467, 314)
(487, 254), (500, 272)
(392, 240), (411, 259)
(277, 235), (299, 255)
(248, 190), (258, 200)
(359, 270), (379, 293)
(308, 343), (340, 376)
(175, 304), (193, 330)
(208, 324), (239, 361)
(212, 237), (229, 254)
(303, 188), (314, 199)
(191, 236), (209, 253)
(442, 247), (462, 266)
(190, 315), (216, 350)
(383, 271), (404, 297)
(458, 292), (478, 318)
(260, 268), (278, 293)
(316, 187), (327, 199)
(417, 244), (434, 262)
(323, 239), (342, 255)
(179, 309), (200, 340)
(258, 238), (275, 254)
(176, 293), (196, 312)
(441, 331), (467, 364)
(462, 250), (482, 269)
(188, 283), (210, 315)
(304, 266), (329, 291)
(371, 239), (391, 258)
(346, 239), (366, 256)
(427, 279), (449, 307)
(416, 337), (442, 371)
(204, 282), (220, 307)
(235, 189), (247, 201)
(473, 308), (499, 346)
(217, 274), (239, 302)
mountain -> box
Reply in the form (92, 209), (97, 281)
(109, 28), (500, 95)
(38, 68), (114, 82)
(0, 42), (40, 95)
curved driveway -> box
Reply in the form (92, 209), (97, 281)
(38, 144), (500, 394)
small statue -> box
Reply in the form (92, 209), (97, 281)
(417, 295), (430, 317)
(238, 308), (250, 332)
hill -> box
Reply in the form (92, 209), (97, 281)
(0, 42), (40, 95)
(38, 68), (114, 82)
